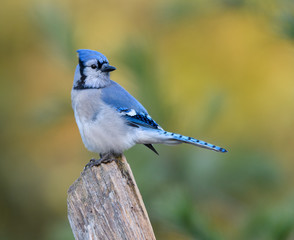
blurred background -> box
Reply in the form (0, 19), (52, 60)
(1, 0), (294, 239)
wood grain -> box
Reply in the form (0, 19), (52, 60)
(67, 155), (156, 240)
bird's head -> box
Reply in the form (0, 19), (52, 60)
(73, 49), (116, 89)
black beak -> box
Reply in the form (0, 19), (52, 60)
(101, 64), (116, 72)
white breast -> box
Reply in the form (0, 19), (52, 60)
(71, 89), (136, 154)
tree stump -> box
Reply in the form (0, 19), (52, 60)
(67, 155), (156, 240)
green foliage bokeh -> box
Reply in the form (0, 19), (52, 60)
(1, 0), (294, 239)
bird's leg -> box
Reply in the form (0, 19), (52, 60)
(84, 152), (121, 169)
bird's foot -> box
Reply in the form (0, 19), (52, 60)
(84, 157), (114, 170)
(84, 153), (121, 170)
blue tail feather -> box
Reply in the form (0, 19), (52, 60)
(160, 131), (227, 153)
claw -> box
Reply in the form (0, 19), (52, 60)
(84, 154), (117, 170)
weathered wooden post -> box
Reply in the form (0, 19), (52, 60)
(67, 155), (156, 240)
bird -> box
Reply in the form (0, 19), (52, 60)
(71, 49), (227, 167)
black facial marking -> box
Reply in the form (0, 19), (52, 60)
(74, 59), (87, 89)
(73, 59), (110, 90)
(79, 59), (85, 77)
(97, 60), (103, 69)
(97, 60), (108, 69)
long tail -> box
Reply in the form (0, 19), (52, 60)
(158, 130), (228, 153)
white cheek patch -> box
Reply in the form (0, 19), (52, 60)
(83, 67), (110, 89)
(83, 60), (99, 82)
(83, 67), (97, 77)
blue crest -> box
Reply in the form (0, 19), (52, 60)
(77, 49), (109, 64)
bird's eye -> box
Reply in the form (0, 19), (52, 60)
(91, 64), (97, 69)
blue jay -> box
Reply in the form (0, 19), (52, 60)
(72, 49), (227, 167)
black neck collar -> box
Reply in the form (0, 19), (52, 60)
(73, 85), (104, 90)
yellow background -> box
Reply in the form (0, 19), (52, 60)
(1, 0), (294, 239)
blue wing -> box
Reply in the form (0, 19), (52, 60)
(117, 108), (162, 130)
(101, 81), (162, 130)
(101, 81), (148, 114)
